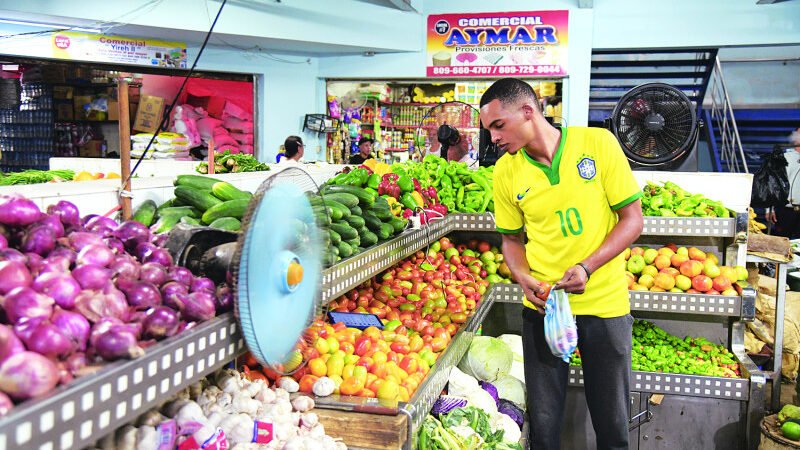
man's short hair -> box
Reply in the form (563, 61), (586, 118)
(480, 78), (539, 110)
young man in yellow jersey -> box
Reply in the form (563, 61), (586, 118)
(480, 78), (643, 449)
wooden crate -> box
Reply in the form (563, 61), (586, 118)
(316, 408), (408, 450)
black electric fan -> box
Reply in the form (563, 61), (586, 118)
(606, 83), (701, 171)
(414, 101), (498, 167)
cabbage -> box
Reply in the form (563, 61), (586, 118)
(466, 388), (498, 415)
(458, 336), (513, 382)
(498, 399), (524, 429)
(497, 334), (523, 359)
(491, 411), (522, 444)
(509, 360), (526, 384)
(448, 366), (479, 398)
(494, 374), (526, 410)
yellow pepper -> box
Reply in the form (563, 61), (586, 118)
(385, 197), (404, 216)
(374, 162), (391, 176)
(410, 191), (425, 208)
(363, 159), (378, 171)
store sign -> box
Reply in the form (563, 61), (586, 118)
(0, 29), (187, 68)
(426, 10), (568, 78)
(51, 32), (187, 68)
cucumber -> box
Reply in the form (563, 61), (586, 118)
(331, 245), (340, 256)
(323, 199), (350, 219)
(323, 192), (359, 209)
(362, 211), (383, 231)
(377, 223), (393, 240)
(208, 217), (242, 231)
(306, 193), (325, 208)
(132, 200), (157, 227)
(346, 215), (365, 229)
(201, 199), (249, 224)
(329, 229), (342, 245)
(156, 198), (176, 212)
(211, 182), (252, 202)
(180, 216), (201, 226)
(322, 249), (338, 267)
(388, 217), (408, 234)
(322, 185), (376, 207)
(158, 206), (201, 218)
(330, 222), (357, 240)
(345, 236), (361, 248)
(174, 174), (224, 190)
(312, 206), (334, 226)
(361, 231), (378, 247)
(337, 241), (353, 258)
(174, 186), (223, 212)
(151, 214), (182, 234)
(350, 205), (363, 217)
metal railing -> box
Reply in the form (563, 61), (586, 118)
(707, 56), (748, 173)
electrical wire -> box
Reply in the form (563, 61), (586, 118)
(123, 0), (228, 187)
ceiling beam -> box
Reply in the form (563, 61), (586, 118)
(756, 0), (791, 4)
(578, 0), (594, 8)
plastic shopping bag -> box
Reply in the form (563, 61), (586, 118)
(543, 289), (578, 363)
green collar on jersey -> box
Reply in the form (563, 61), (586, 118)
(522, 126), (567, 186)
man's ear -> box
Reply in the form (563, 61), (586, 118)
(520, 103), (536, 120)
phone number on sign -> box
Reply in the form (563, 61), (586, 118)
(429, 65), (562, 76)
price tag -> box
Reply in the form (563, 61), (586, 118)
(253, 420), (274, 444)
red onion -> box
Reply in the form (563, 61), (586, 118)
(23, 322), (74, 359)
(84, 216), (117, 237)
(0, 195), (41, 227)
(215, 284), (233, 312)
(168, 266), (194, 286)
(81, 214), (97, 227)
(143, 248), (173, 267)
(65, 352), (87, 373)
(163, 292), (188, 312)
(25, 252), (43, 269)
(150, 233), (168, 247)
(103, 237), (125, 255)
(0, 351), (59, 400)
(110, 255), (140, 279)
(74, 283), (129, 323)
(3, 287), (53, 323)
(134, 242), (156, 262)
(32, 272), (81, 309)
(36, 214), (65, 239)
(183, 291), (216, 321)
(72, 264), (111, 290)
(0, 324), (25, 363)
(57, 362), (74, 385)
(47, 200), (80, 227)
(13, 316), (47, 342)
(66, 231), (103, 251)
(0, 392), (12, 417)
(161, 281), (188, 298)
(114, 221), (150, 249)
(190, 277), (215, 293)
(143, 306), (180, 339)
(48, 246), (76, 264)
(0, 248), (26, 265)
(93, 326), (144, 361)
(34, 255), (71, 276)
(0, 260), (33, 295)
(76, 243), (115, 267)
(0, 234), (7, 250)
(140, 262), (168, 286)
(21, 225), (56, 256)
(119, 280), (161, 310)
(51, 307), (90, 351)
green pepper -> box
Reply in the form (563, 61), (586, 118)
(397, 175), (414, 193)
(456, 186), (465, 206)
(400, 192), (418, 210)
(440, 174), (452, 191)
(366, 173), (381, 190)
(331, 172), (350, 185)
(364, 187), (378, 197)
(391, 165), (407, 177)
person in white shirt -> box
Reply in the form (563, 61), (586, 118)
(767, 127), (800, 239)
(446, 131), (479, 169)
(278, 136), (304, 166)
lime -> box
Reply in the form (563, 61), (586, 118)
(782, 421), (800, 441)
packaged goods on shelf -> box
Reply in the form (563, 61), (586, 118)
(131, 132), (192, 160)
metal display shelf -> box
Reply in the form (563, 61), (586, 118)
(0, 313), (245, 450)
(568, 367), (751, 401)
(491, 283), (755, 318)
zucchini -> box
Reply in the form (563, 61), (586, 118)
(174, 174), (224, 190)
(323, 199), (350, 219)
(201, 199), (249, 224)
(322, 192), (359, 209)
(388, 217), (408, 234)
(362, 211), (383, 231)
(158, 206), (201, 218)
(377, 223), (393, 240)
(174, 186), (223, 212)
(132, 200), (157, 227)
(337, 241), (353, 258)
(329, 229), (342, 245)
(211, 182), (252, 202)
(360, 231), (378, 247)
(346, 215), (365, 229)
(151, 214), (182, 234)
(345, 236), (361, 248)
(350, 205), (363, 217)
(330, 222), (357, 240)
(322, 185), (376, 207)
(180, 216), (201, 226)
(208, 217), (242, 231)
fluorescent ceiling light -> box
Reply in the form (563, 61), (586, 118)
(0, 19), (102, 34)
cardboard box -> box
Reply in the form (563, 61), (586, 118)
(53, 86), (73, 100)
(133, 95), (165, 133)
(186, 94), (225, 118)
(107, 100), (119, 121)
(79, 140), (105, 158)
(56, 103), (74, 121)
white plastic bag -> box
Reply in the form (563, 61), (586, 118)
(543, 289), (578, 363)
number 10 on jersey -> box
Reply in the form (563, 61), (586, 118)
(556, 208), (583, 237)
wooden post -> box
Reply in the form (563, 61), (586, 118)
(208, 139), (215, 175)
(118, 80), (132, 220)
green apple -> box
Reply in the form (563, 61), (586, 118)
(675, 274), (692, 291)
(480, 251), (496, 264)
(484, 261), (498, 275)
(627, 254), (646, 275)
(445, 247), (459, 259)
(643, 248), (659, 265)
(462, 249), (476, 258)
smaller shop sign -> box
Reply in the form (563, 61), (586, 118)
(426, 11), (568, 78)
(51, 31), (187, 68)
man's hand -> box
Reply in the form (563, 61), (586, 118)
(519, 273), (551, 314)
(766, 207), (778, 225)
(554, 265), (588, 294)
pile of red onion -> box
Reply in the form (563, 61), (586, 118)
(0, 195), (233, 413)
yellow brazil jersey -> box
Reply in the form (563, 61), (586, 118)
(493, 126), (641, 318)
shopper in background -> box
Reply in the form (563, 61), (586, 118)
(446, 130), (478, 168)
(767, 127), (800, 238)
(348, 137), (374, 165)
(278, 136), (304, 166)
(480, 78), (643, 450)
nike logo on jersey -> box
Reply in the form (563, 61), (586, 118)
(516, 188), (531, 201)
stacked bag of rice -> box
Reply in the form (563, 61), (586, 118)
(131, 132), (192, 160)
